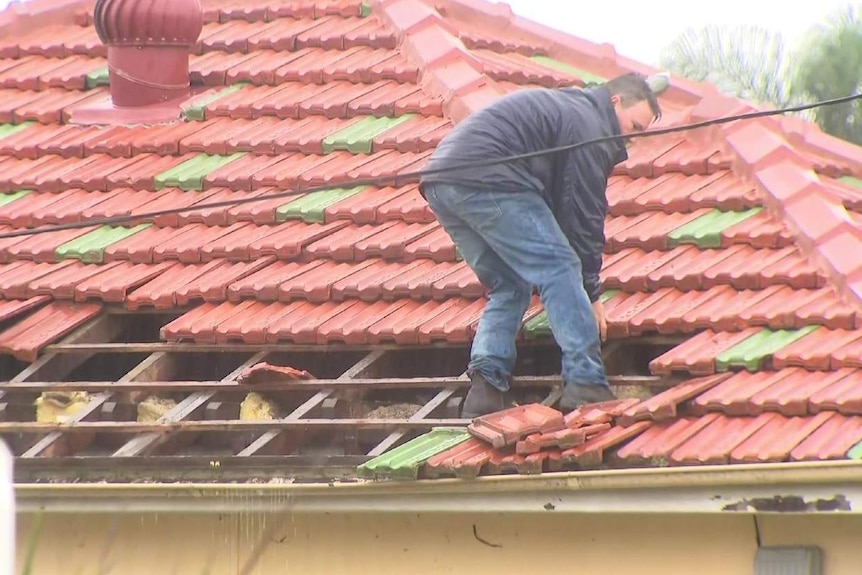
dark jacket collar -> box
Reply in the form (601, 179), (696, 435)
(584, 86), (629, 166)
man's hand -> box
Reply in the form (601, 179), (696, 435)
(592, 300), (607, 342)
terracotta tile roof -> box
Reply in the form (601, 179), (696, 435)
(1, 0), (862, 482)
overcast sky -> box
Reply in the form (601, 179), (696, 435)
(501, 0), (854, 64)
(0, 0), (854, 65)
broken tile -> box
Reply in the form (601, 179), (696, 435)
(468, 404), (565, 449)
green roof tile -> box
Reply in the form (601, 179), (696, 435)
(0, 189), (31, 208)
(276, 186), (368, 223)
(357, 427), (471, 480)
(715, 326), (820, 372)
(523, 289), (620, 339)
(360, 1), (372, 16)
(848, 440), (862, 460)
(523, 312), (550, 340)
(322, 115), (415, 154)
(181, 83), (248, 121)
(530, 55), (606, 84)
(839, 175), (862, 188)
(154, 153), (245, 191)
(669, 208), (763, 249)
(0, 121), (35, 141)
(85, 66), (110, 89)
(56, 224), (151, 264)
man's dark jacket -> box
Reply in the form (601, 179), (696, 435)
(419, 86), (628, 303)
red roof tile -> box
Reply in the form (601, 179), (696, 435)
(74, 260), (176, 303)
(226, 260), (312, 301)
(0, 294), (49, 322)
(559, 422), (653, 468)
(0, 300), (101, 361)
(790, 414), (862, 461)
(417, 296), (486, 343)
(608, 209), (712, 252)
(424, 437), (498, 479)
(619, 373), (731, 426)
(668, 413), (778, 466)
(468, 404), (566, 449)
(176, 257), (276, 305)
(1, 0), (862, 480)
(649, 328), (762, 376)
(614, 414), (722, 467)
(36, 90), (108, 125)
(773, 329), (862, 371)
(728, 411), (838, 464)
(0, 261), (69, 298)
(516, 425), (602, 455)
(318, 299), (411, 344)
(26, 260), (110, 299)
(563, 399), (639, 427)
(5, 226), (97, 262)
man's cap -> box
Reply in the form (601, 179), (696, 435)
(647, 73), (670, 96)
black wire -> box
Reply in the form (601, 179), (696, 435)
(0, 92), (858, 241)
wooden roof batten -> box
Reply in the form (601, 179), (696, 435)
(0, 310), (668, 482)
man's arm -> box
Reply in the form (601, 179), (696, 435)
(555, 145), (610, 303)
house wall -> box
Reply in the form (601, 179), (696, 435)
(14, 510), (862, 574)
(0, 444), (12, 575)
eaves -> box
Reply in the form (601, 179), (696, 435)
(15, 460), (862, 515)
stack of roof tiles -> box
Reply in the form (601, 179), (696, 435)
(426, 402), (642, 478)
(359, 378), (862, 480)
(0, 0), (861, 476)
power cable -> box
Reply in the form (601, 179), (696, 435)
(0, 92), (858, 241)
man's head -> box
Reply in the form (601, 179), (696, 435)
(603, 73), (662, 135)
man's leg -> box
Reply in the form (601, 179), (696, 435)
(428, 184), (614, 410)
(424, 183), (532, 417)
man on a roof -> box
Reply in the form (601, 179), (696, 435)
(419, 72), (663, 418)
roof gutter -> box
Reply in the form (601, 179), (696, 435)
(15, 460), (862, 515)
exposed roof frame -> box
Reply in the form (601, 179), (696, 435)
(0, 308), (668, 482)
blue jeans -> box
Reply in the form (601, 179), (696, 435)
(424, 182), (608, 392)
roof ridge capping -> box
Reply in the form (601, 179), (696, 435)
(368, 0), (506, 122)
(433, 0), (709, 107)
(710, 96), (862, 309)
(0, 0), (92, 33)
(779, 113), (862, 177)
(372, 0), (708, 122)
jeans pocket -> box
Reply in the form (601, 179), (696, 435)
(448, 189), (503, 232)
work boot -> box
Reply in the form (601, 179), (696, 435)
(461, 373), (507, 420)
(559, 383), (617, 412)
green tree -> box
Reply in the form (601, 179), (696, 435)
(794, 5), (862, 144)
(659, 23), (800, 109)
(659, 6), (862, 144)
